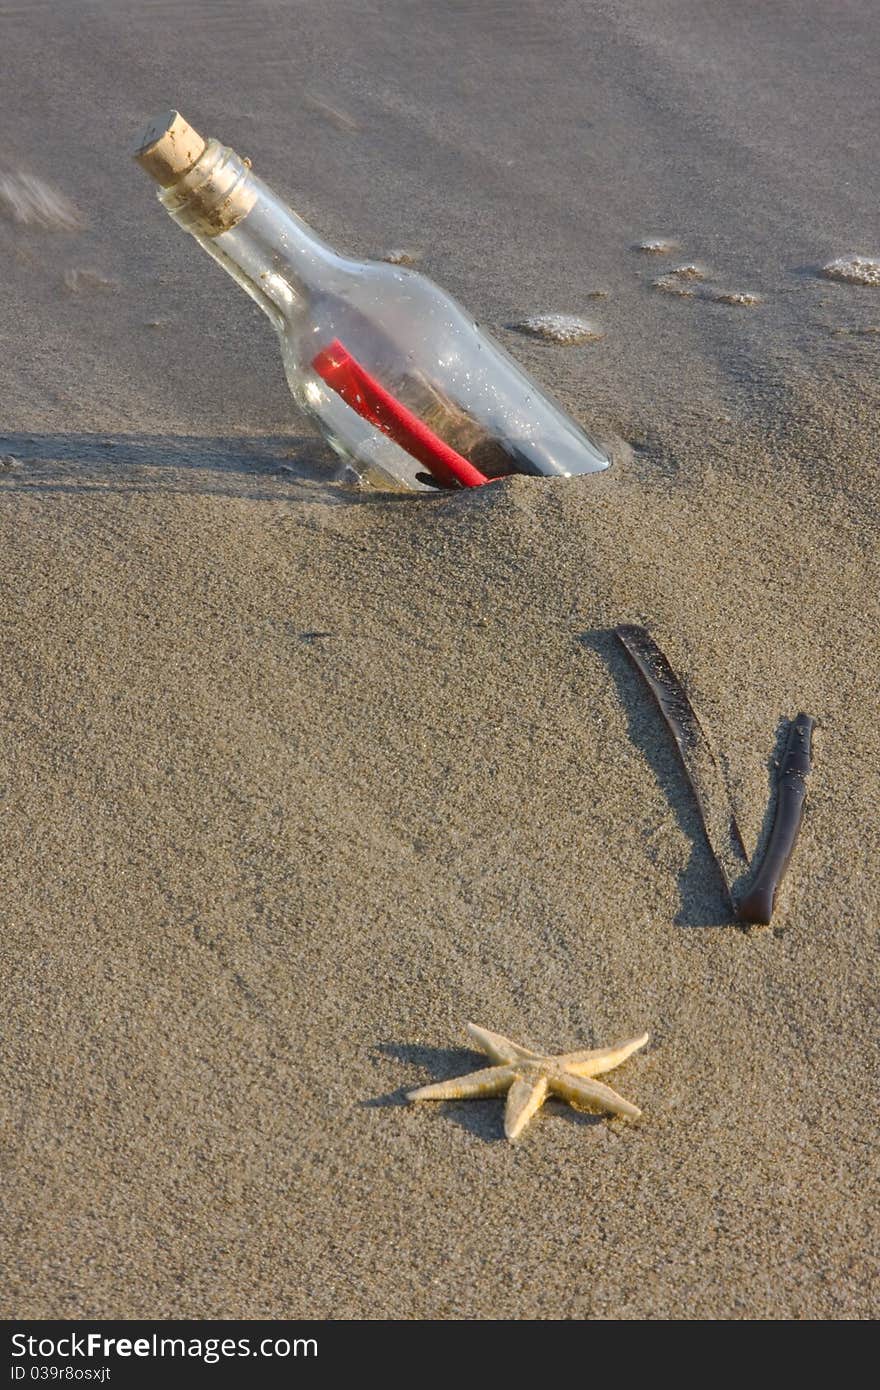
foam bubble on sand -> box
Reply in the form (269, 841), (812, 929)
(510, 313), (603, 344)
(652, 275), (699, 298)
(653, 276), (761, 306)
(667, 263), (708, 281)
(635, 237), (680, 254)
(821, 256), (880, 287)
(0, 172), (83, 230)
(381, 248), (419, 266)
(705, 289), (763, 306)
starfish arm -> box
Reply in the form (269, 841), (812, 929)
(466, 1023), (542, 1065)
(504, 1075), (549, 1141)
(407, 1064), (513, 1103)
(549, 1071), (641, 1120)
(560, 1033), (650, 1078)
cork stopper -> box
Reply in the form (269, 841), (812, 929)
(132, 110), (206, 187)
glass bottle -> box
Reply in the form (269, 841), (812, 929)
(132, 111), (610, 492)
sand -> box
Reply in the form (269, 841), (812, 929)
(1, 0), (878, 1320)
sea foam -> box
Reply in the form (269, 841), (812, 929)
(821, 256), (880, 287)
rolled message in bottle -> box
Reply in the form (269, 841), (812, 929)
(312, 340), (489, 488)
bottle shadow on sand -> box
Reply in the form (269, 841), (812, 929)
(0, 431), (429, 506)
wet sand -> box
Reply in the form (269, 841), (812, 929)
(1, 0), (878, 1319)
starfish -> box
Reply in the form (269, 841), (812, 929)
(408, 1024), (649, 1141)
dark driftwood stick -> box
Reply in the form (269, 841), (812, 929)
(736, 713), (815, 925)
(614, 625), (750, 911)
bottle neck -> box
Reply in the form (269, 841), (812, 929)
(158, 139), (341, 330)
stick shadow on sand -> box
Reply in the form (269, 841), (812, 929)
(0, 431), (432, 506)
(582, 629), (740, 928)
(366, 1043), (605, 1142)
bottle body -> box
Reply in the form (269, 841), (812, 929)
(150, 129), (610, 491)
